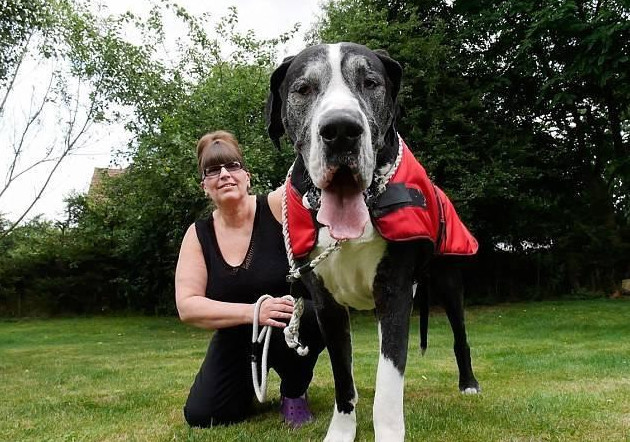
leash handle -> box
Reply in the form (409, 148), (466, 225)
(251, 294), (308, 404)
(251, 295), (273, 403)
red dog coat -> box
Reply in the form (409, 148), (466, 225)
(286, 139), (478, 258)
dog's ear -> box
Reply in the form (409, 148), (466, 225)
(373, 49), (402, 101)
(266, 55), (295, 149)
(373, 49), (403, 147)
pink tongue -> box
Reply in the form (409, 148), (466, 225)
(316, 173), (369, 240)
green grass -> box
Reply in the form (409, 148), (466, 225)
(1, 299), (629, 441)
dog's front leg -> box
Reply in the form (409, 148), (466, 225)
(310, 281), (358, 442)
(372, 244), (416, 442)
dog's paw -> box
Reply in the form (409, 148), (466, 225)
(324, 407), (356, 442)
(459, 378), (481, 395)
(461, 386), (481, 395)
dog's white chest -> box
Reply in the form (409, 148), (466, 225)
(311, 223), (387, 310)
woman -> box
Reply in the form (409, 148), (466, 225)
(175, 130), (324, 428)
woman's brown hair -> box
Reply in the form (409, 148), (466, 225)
(196, 131), (245, 177)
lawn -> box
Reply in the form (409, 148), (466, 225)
(1, 298), (629, 441)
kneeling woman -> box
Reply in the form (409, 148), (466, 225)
(175, 131), (324, 428)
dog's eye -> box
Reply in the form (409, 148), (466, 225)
(291, 80), (313, 96)
(364, 78), (380, 90)
(293, 83), (313, 96)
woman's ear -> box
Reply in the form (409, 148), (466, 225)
(200, 180), (210, 197)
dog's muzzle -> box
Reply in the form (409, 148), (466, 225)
(312, 109), (372, 241)
(318, 109), (364, 165)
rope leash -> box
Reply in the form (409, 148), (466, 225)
(283, 294), (308, 356)
(281, 163), (343, 355)
(250, 168), (341, 404)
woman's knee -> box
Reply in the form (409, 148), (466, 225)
(183, 402), (248, 428)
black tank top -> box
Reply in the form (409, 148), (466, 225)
(195, 195), (290, 304)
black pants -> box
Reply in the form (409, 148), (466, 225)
(183, 300), (325, 427)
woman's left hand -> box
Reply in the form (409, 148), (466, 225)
(257, 297), (294, 328)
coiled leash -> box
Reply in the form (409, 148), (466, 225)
(250, 245), (340, 403)
(251, 290), (320, 403)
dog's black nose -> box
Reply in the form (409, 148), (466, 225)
(319, 110), (364, 153)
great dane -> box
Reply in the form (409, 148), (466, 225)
(266, 42), (480, 441)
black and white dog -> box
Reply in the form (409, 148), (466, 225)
(266, 42), (479, 441)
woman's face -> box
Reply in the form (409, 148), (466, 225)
(201, 161), (250, 206)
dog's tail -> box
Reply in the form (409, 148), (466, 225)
(416, 283), (429, 355)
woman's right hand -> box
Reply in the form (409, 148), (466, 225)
(257, 297), (294, 328)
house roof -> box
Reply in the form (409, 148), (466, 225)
(88, 167), (126, 198)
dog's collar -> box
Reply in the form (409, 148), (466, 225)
(365, 134), (404, 208)
(302, 187), (321, 211)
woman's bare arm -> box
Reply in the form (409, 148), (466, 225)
(175, 224), (293, 330)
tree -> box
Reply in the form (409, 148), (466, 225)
(57, 6), (296, 314)
(312, 0), (630, 298)
(0, 0), (164, 236)
(0, 2), (301, 316)
(91, 9), (295, 313)
(0, 0), (50, 87)
(453, 0), (630, 291)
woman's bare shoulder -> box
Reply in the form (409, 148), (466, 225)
(267, 187), (283, 223)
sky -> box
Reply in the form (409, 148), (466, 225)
(0, 0), (322, 223)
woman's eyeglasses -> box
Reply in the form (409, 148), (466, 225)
(202, 161), (243, 179)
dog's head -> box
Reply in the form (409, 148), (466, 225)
(266, 42), (402, 240)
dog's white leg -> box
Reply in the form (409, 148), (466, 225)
(324, 390), (358, 442)
(373, 323), (405, 442)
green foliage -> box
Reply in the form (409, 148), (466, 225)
(57, 5), (294, 314)
(0, 216), (123, 316)
(0, 2), (296, 315)
(2, 0), (628, 315)
(95, 12), (296, 314)
(313, 0), (630, 299)
(0, 0), (52, 85)
(0, 0), (146, 119)
(453, 0), (630, 293)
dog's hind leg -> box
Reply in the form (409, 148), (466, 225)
(431, 259), (480, 394)
(415, 274), (430, 355)
(311, 283), (358, 442)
